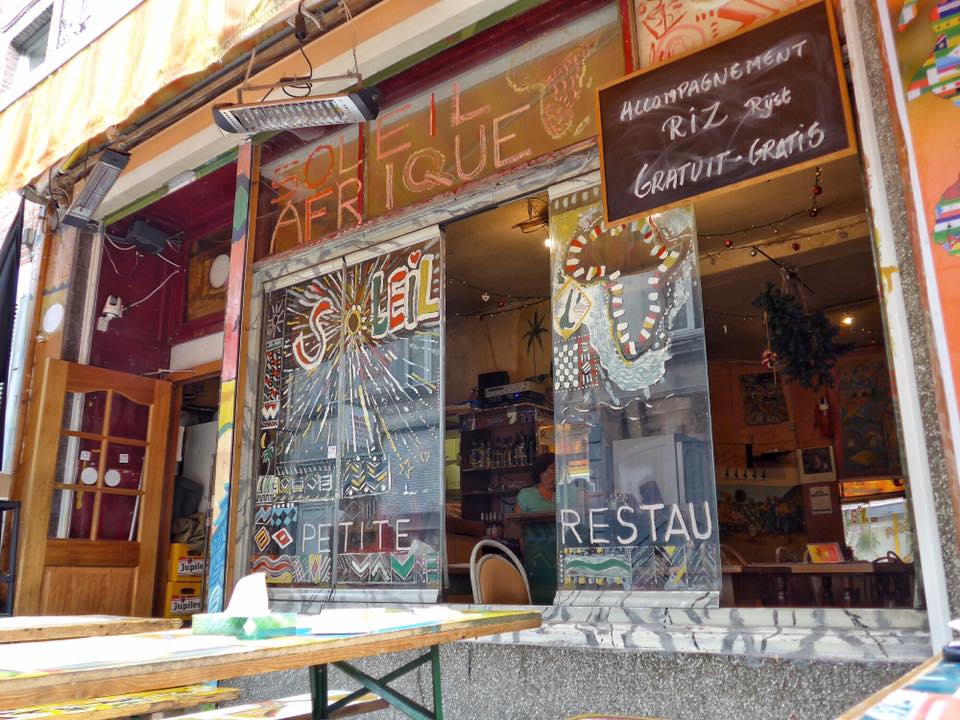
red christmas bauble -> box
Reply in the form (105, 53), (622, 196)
(724, 239), (734, 248)
(792, 242), (801, 251)
(812, 185), (823, 196)
(761, 349), (779, 370)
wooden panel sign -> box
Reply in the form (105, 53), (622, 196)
(596, 0), (856, 225)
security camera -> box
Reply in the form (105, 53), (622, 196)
(96, 295), (124, 332)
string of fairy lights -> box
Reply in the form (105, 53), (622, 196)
(446, 273), (548, 318)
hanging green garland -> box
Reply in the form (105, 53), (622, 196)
(753, 284), (852, 390)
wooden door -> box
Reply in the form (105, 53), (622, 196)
(16, 359), (171, 616)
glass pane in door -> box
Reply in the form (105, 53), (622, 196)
(61, 391), (107, 434)
(104, 443), (145, 490)
(548, 184), (720, 601)
(98, 493), (140, 541)
(109, 394), (151, 440)
(48, 489), (94, 539)
(252, 271), (344, 586)
(336, 237), (444, 588)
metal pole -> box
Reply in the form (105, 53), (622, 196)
(309, 664), (329, 720)
(430, 645), (443, 720)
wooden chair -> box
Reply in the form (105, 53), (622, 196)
(872, 551), (913, 607)
(720, 544), (747, 606)
(774, 545), (821, 607)
(469, 539), (531, 604)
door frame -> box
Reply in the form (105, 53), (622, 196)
(153, 360), (222, 616)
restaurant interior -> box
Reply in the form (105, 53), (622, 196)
(441, 152), (918, 609)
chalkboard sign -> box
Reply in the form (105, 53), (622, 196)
(596, 0), (856, 225)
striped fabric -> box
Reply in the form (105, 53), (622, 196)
(0, 0), (291, 197)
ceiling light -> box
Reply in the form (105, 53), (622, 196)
(513, 198), (548, 234)
(62, 149), (130, 229)
(842, 316), (854, 326)
(544, 238), (554, 248)
(212, 87), (381, 134)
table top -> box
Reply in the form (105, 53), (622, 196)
(0, 616), (182, 643)
(724, 562), (914, 575)
(837, 653), (954, 718)
(0, 609), (540, 711)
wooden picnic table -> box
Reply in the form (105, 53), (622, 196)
(0, 615), (182, 643)
(0, 608), (541, 720)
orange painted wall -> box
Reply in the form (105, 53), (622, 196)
(885, 0), (960, 419)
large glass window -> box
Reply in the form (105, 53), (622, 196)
(548, 183), (720, 602)
(252, 231), (444, 593)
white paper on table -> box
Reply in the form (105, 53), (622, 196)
(0, 633), (245, 673)
(298, 607), (466, 636)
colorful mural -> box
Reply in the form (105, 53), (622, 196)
(252, 236), (444, 588)
(834, 351), (903, 478)
(888, 0), (960, 422)
(549, 184), (720, 598)
(632, 0), (805, 69)
(253, 2), (624, 261)
(207, 142), (254, 613)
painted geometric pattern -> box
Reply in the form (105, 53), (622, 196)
(654, 545), (687, 589)
(560, 547), (630, 588)
(261, 347), (282, 429)
(341, 455), (390, 497)
(631, 545), (656, 590)
(935, 173), (960, 254)
(554, 334), (598, 391)
(685, 542), (720, 589)
(250, 553), (332, 585)
(269, 460), (336, 503)
(336, 551), (440, 585)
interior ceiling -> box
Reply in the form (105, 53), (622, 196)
(445, 199), (551, 318)
(445, 154), (885, 361)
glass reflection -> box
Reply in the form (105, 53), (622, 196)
(549, 187), (719, 598)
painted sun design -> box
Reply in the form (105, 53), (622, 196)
(267, 244), (442, 483)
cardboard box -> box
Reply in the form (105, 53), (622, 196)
(168, 542), (205, 580)
(164, 580), (202, 618)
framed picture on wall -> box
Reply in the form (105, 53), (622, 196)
(797, 446), (837, 484)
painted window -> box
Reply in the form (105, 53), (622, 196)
(548, 183), (720, 603)
(253, 232), (444, 592)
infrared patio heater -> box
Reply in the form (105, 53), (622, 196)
(211, 11), (380, 134)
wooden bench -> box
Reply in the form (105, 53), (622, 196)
(165, 693), (388, 720)
(0, 685), (240, 720)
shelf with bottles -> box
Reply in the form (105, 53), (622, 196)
(461, 430), (539, 473)
(459, 402), (552, 432)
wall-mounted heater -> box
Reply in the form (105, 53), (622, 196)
(62, 149), (130, 229)
(213, 87), (381, 133)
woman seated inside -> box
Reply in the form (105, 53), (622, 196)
(515, 453), (556, 513)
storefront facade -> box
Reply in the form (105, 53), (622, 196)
(4, 0), (960, 717)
